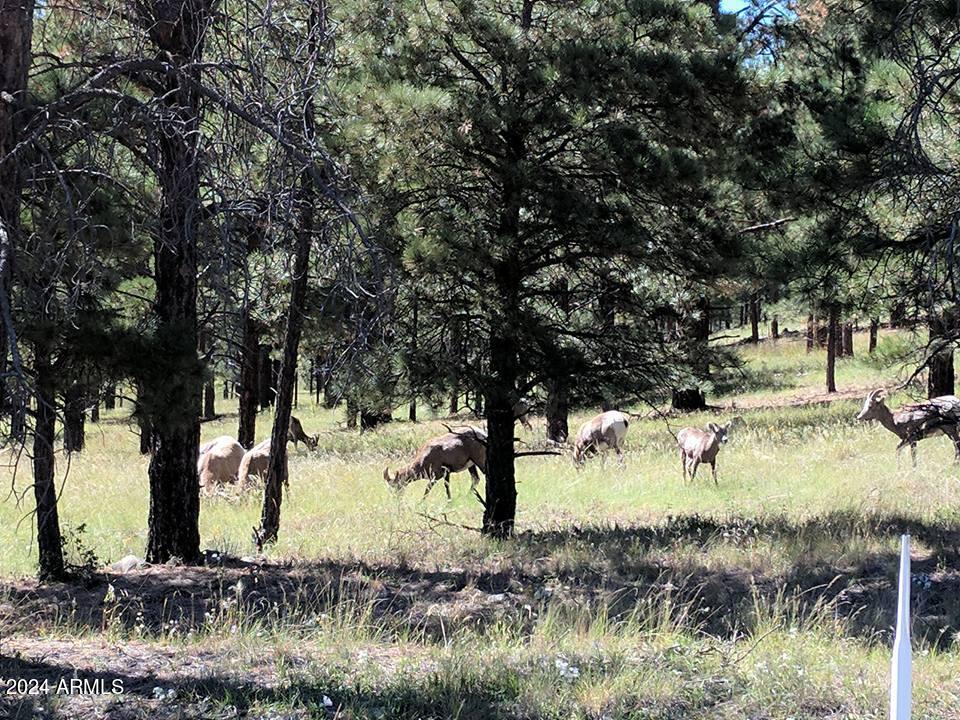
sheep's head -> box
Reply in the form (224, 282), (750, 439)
(383, 467), (413, 490)
(857, 388), (886, 421)
(707, 422), (729, 444)
(305, 434), (319, 451)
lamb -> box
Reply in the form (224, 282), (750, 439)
(856, 388), (960, 465)
(383, 426), (487, 499)
(572, 410), (629, 466)
(197, 436), (245, 491)
(676, 419), (738, 485)
(288, 415), (318, 450)
(238, 438), (272, 486)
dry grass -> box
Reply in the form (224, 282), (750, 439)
(2, 331), (960, 718)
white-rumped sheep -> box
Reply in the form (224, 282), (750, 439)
(383, 427), (487, 499)
(676, 419), (739, 485)
(857, 388), (960, 465)
(288, 415), (319, 450)
(197, 436), (245, 490)
(572, 410), (629, 466)
(238, 438), (271, 486)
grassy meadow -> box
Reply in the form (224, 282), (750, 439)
(4, 324), (960, 718)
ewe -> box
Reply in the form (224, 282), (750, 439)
(572, 410), (630, 466)
(197, 436), (245, 491)
(857, 388), (960, 465)
(676, 419), (739, 485)
(384, 427), (487, 499)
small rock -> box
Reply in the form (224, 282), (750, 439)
(110, 554), (144, 573)
(488, 593), (507, 602)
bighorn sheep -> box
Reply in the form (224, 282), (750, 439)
(383, 427), (487, 499)
(513, 398), (534, 431)
(288, 415), (318, 450)
(572, 410), (630, 466)
(676, 419), (739, 485)
(856, 388), (960, 465)
(197, 436), (245, 490)
(238, 438), (271, 486)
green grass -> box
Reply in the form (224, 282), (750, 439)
(4, 330), (960, 718)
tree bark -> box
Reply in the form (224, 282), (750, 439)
(806, 313), (814, 352)
(408, 292), (418, 422)
(842, 322), (854, 358)
(771, 316), (779, 340)
(142, 0), (208, 565)
(258, 344), (274, 410)
(32, 337), (66, 580)
(63, 383), (85, 453)
(671, 297), (709, 411)
(237, 310), (259, 448)
(104, 383), (116, 410)
(545, 375), (568, 443)
(0, 1), (35, 439)
(484, 321), (518, 538)
(928, 310), (955, 398)
(258, 211), (314, 546)
(869, 317), (879, 354)
(200, 331), (215, 420)
(748, 293), (760, 342)
(826, 306), (838, 393)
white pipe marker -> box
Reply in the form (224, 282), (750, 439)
(890, 533), (911, 720)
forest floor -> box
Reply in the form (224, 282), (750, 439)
(3, 325), (960, 718)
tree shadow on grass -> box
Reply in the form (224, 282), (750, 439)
(2, 510), (959, 649)
(0, 651), (560, 720)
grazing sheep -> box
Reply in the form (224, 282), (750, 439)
(856, 388), (960, 465)
(288, 415), (318, 450)
(572, 410), (629, 466)
(676, 419), (738, 485)
(197, 436), (245, 491)
(238, 438), (271, 486)
(383, 427), (487, 499)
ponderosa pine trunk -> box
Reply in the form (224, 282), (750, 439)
(484, 318), (519, 538)
(104, 383), (116, 410)
(63, 383), (85, 453)
(842, 322), (854, 358)
(869, 317), (879, 354)
(32, 337), (65, 580)
(258, 344), (274, 410)
(671, 297), (709, 412)
(806, 314), (814, 352)
(826, 306), (838, 393)
(258, 46), (322, 544)
(142, 0), (208, 565)
(0, 1), (34, 443)
(408, 293), (418, 422)
(771, 316), (779, 340)
(238, 310), (259, 448)
(545, 375), (569, 443)
(749, 293), (760, 343)
(928, 310), (955, 398)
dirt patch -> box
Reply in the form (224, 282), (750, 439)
(720, 384), (887, 411)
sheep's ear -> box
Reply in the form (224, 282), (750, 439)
(707, 422), (721, 433)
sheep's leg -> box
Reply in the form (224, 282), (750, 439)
(911, 442), (918, 468)
(423, 474), (439, 498)
(680, 451), (687, 481)
(468, 466), (480, 494)
(615, 444), (625, 467)
(443, 469), (452, 501)
(689, 459), (700, 480)
(711, 461), (718, 486)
